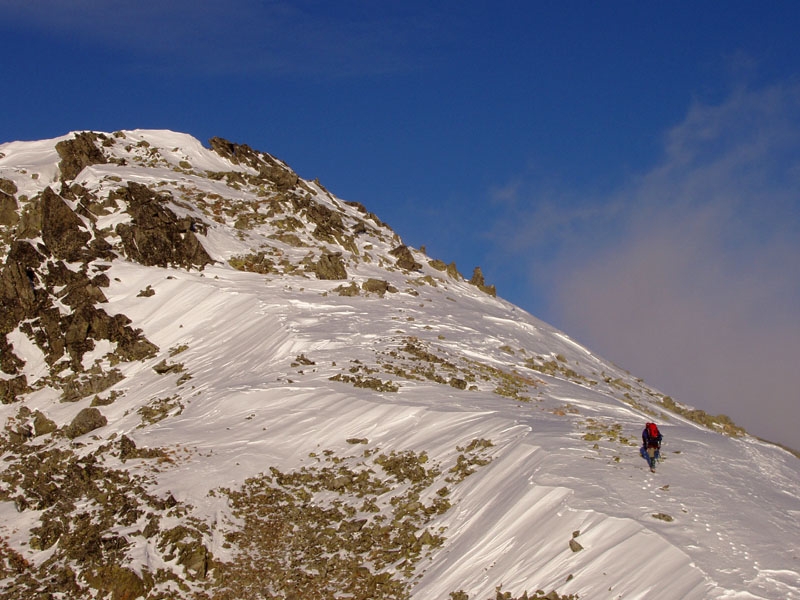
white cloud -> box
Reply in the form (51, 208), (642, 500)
(555, 84), (800, 447)
(492, 83), (800, 448)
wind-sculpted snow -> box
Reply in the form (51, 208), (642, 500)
(0, 130), (798, 599)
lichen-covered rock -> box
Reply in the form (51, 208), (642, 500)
(64, 407), (107, 439)
(55, 131), (107, 180)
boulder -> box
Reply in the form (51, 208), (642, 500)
(64, 407), (107, 439)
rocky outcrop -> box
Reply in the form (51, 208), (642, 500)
(0, 188), (158, 372)
(362, 278), (397, 296)
(209, 137), (298, 191)
(0, 178), (19, 227)
(0, 375), (29, 405)
(55, 132), (107, 180)
(32, 411), (57, 436)
(313, 251), (347, 280)
(390, 245), (422, 271)
(0, 335), (24, 375)
(470, 266), (497, 297)
(0, 240), (45, 333)
(16, 195), (43, 239)
(115, 182), (213, 269)
(41, 187), (92, 262)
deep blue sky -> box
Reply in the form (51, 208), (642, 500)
(2, 1), (799, 448)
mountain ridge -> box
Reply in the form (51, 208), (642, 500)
(0, 129), (797, 599)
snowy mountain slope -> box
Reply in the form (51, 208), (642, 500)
(0, 130), (798, 599)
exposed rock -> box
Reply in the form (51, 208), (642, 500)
(152, 359), (184, 375)
(0, 178), (17, 196)
(64, 407), (107, 439)
(44, 260), (108, 307)
(569, 538), (583, 552)
(90, 566), (145, 600)
(390, 245), (422, 271)
(428, 259), (447, 271)
(55, 131), (107, 180)
(33, 410), (58, 436)
(41, 187), (92, 261)
(362, 278), (397, 296)
(313, 251), (347, 280)
(115, 182), (213, 269)
(0, 334), (24, 374)
(208, 137), (299, 191)
(304, 202), (346, 242)
(61, 368), (125, 403)
(0, 235), (156, 369)
(470, 266), (486, 287)
(441, 261), (461, 279)
(449, 377), (468, 390)
(0, 241), (45, 333)
(469, 266), (497, 297)
(15, 195), (42, 238)
(0, 178), (19, 227)
(0, 375), (28, 404)
(333, 282), (360, 296)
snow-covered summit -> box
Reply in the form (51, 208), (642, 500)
(0, 130), (798, 599)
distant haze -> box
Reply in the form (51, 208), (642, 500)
(490, 84), (800, 449)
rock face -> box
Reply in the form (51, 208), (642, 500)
(41, 187), (92, 261)
(55, 131), (107, 180)
(209, 136), (299, 191)
(115, 183), (213, 269)
(0, 178), (19, 227)
(0, 181), (159, 398)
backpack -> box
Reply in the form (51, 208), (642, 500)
(646, 422), (660, 439)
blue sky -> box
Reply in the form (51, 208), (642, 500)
(2, 1), (799, 448)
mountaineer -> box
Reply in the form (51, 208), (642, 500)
(641, 422), (663, 472)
